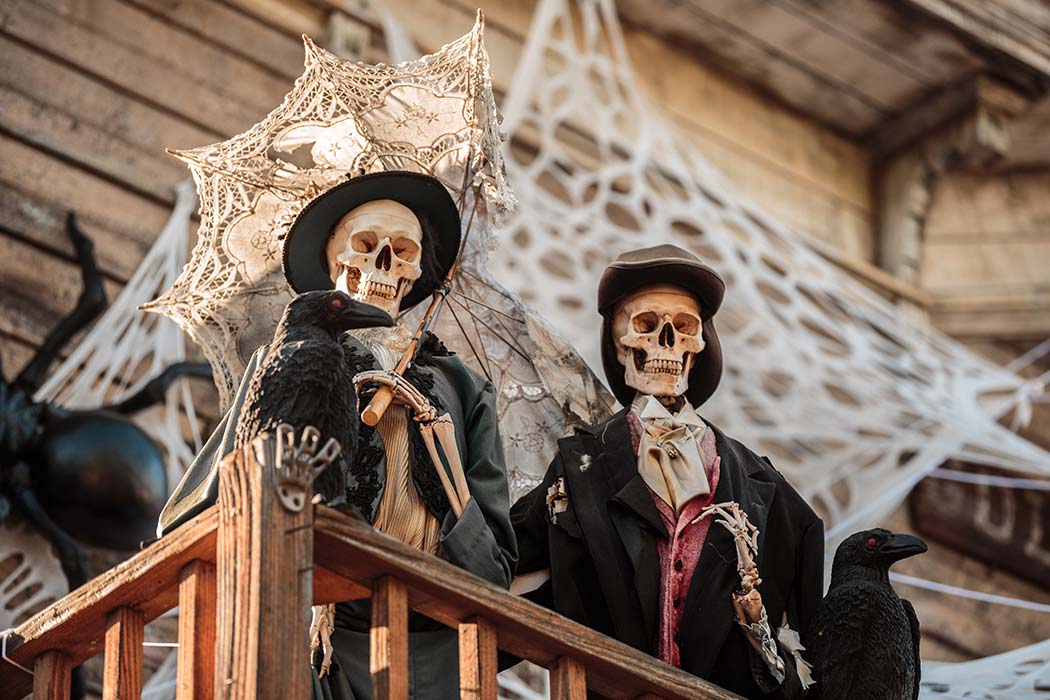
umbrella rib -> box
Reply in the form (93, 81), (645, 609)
(451, 292), (524, 322)
(490, 305), (533, 360)
(451, 297), (530, 362)
(447, 300), (493, 383)
(460, 268), (516, 303)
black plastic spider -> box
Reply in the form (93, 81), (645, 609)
(0, 214), (211, 595)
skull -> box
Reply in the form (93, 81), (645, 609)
(325, 199), (423, 317)
(612, 284), (705, 398)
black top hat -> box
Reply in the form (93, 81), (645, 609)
(282, 171), (461, 310)
(597, 244), (726, 408)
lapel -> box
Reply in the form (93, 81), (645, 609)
(679, 423), (777, 677)
(608, 431), (666, 647)
(563, 410), (660, 651)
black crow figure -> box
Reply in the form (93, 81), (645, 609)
(233, 290), (392, 502)
(805, 528), (927, 700)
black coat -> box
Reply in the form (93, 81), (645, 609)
(512, 410), (824, 699)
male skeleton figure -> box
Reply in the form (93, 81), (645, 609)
(513, 244), (823, 699)
(159, 171), (516, 700)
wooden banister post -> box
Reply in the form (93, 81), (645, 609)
(458, 617), (497, 700)
(177, 560), (216, 699)
(371, 576), (408, 700)
(32, 650), (71, 700)
(215, 431), (320, 699)
(103, 607), (143, 700)
(550, 657), (586, 700)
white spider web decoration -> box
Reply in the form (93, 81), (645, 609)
(34, 180), (206, 488)
(920, 638), (1050, 699)
(488, 0), (1050, 553)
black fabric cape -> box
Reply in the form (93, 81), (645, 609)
(512, 409), (824, 699)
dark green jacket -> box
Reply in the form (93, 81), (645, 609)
(159, 333), (517, 699)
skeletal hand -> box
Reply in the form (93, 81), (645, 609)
(353, 369), (436, 421)
(732, 584), (765, 626)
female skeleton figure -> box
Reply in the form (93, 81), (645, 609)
(159, 171), (516, 700)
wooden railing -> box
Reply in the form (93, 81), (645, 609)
(0, 432), (741, 700)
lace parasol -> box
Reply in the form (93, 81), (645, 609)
(145, 14), (612, 499)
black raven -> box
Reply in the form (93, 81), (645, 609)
(805, 528), (927, 700)
(233, 290), (392, 501)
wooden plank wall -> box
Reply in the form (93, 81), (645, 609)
(923, 170), (1050, 341)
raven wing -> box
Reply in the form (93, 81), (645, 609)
(902, 598), (921, 700)
(805, 585), (878, 700)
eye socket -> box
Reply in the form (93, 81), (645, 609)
(392, 236), (420, 261)
(329, 296), (344, 310)
(631, 311), (660, 334)
(866, 537), (878, 548)
(350, 231), (378, 253)
(673, 313), (700, 335)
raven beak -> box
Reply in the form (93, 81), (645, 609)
(345, 301), (395, 329)
(880, 533), (927, 562)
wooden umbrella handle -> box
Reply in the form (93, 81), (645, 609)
(361, 387), (394, 426)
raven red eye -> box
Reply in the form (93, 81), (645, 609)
(866, 537), (877, 548)
(330, 298), (344, 310)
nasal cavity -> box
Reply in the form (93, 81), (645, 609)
(376, 244), (392, 271)
(659, 322), (674, 347)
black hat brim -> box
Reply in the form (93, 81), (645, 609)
(282, 171), (461, 310)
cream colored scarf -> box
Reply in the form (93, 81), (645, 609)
(632, 394), (711, 515)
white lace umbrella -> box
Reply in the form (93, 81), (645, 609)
(145, 15), (612, 498)
(145, 15), (513, 408)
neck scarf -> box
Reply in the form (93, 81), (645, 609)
(632, 394), (711, 515)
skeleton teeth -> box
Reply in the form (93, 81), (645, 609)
(361, 281), (397, 301)
(643, 359), (684, 375)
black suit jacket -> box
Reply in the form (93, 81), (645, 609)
(512, 410), (824, 699)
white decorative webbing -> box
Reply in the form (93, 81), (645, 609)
(0, 519), (66, 631)
(920, 637), (1050, 699)
(488, 0), (1050, 555)
(34, 181), (206, 488)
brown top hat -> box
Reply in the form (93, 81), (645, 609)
(597, 244), (725, 408)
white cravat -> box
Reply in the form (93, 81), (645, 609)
(633, 394), (711, 515)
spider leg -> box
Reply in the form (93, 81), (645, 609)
(9, 461), (90, 589)
(14, 213), (107, 395)
(102, 361), (213, 414)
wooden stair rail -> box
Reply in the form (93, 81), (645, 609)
(1, 432), (742, 700)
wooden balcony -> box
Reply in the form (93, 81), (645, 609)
(0, 432), (740, 700)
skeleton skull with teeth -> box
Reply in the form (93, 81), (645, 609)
(612, 284), (705, 397)
(325, 199), (423, 317)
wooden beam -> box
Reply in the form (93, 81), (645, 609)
(370, 577), (409, 700)
(313, 508), (741, 700)
(102, 607), (144, 700)
(897, 0), (1050, 80)
(31, 650), (71, 700)
(874, 75), (1029, 292)
(0, 508), (218, 700)
(177, 560), (217, 700)
(458, 617), (498, 700)
(214, 438), (314, 700)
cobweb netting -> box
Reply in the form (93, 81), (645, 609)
(486, 0), (1050, 552)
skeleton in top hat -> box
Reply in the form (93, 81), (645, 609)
(513, 244), (823, 699)
(159, 171), (516, 700)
